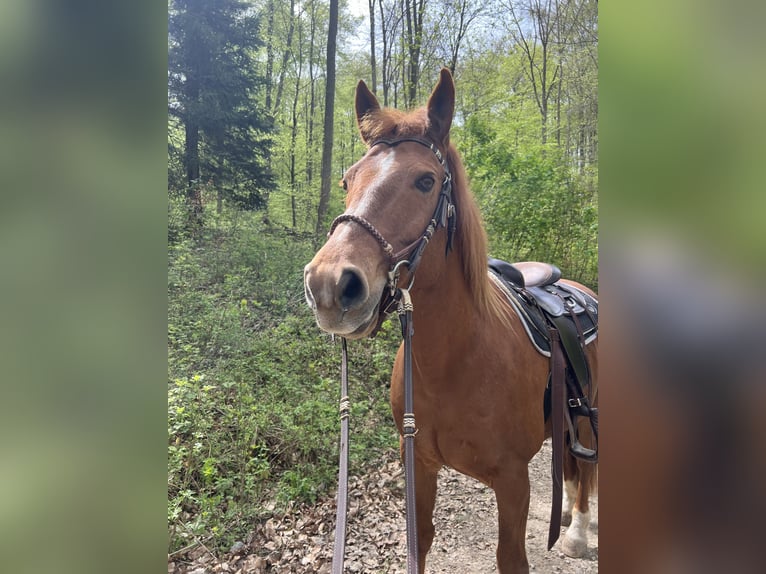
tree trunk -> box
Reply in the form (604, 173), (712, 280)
(185, 117), (203, 227)
(448, 1), (465, 74)
(290, 73), (301, 228)
(316, 0), (339, 235)
(369, 0), (377, 93)
(306, 0), (317, 187)
(556, 64), (562, 147)
(402, 0), (425, 107)
(378, 0), (389, 105)
(404, 0), (415, 106)
(265, 0), (275, 112)
(274, 0), (296, 113)
(290, 14), (304, 229)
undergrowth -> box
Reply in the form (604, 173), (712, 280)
(167, 204), (401, 554)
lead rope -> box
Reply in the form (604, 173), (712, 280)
(329, 294), (419, 574)
(397, 288), (419, 573)
(331, 338), (350, 574)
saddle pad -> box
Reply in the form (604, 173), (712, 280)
(488, 270), (598, 357)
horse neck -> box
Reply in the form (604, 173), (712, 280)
(408, 245), (481, 363)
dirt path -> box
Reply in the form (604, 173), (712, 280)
(170, 439), (597, 573)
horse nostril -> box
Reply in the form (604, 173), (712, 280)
(337, 268), (367, 310)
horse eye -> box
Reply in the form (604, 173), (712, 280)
(340, 179), (348, 192)
(416, 175), (435, 192)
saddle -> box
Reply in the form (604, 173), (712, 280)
(488, 258), (599, 462)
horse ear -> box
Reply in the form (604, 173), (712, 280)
(426, 68), (455, 143)
(355, 79), (380, 144)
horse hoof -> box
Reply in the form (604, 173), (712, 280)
(560, 534), (587, 558)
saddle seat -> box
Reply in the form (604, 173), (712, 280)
(488, 257), (561, 288)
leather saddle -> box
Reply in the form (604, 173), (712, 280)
(488, 257), (599, 463)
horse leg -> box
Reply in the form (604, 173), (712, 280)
(414, 457), (439, 573)
(399, 437), (440, 573)
(561, 473), (578, 526)
(560, 420), (597, 558)
(562, 443), (582, 526)
(494, 462), (531, 574)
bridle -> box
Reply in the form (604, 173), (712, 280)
(326, 136), (456, 574)
(328, 137), (457, 299)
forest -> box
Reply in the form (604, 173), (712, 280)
(167, 0), (597, 555)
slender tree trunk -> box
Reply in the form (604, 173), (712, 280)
(556, 64), (562, 147)
(185, 117), (202, 227)
(378, 0), (389, 105)
(274, 0), (296, 113)
(290, 74), (301, 228)
(369, 0), (377, 93)
(403, 0), (425, 107)
(447, 0), (481, 76)
(306, 0), (317, 187)
(448, 5), (465, 74)
(265, 0), (275, 112)
(290, 16), (304, 229)
(316, 0), (339, 235)
(540, 29), (549, 145)
(403, 0), (414, 106)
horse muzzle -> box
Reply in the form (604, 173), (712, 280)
(304, 261), (384, 339)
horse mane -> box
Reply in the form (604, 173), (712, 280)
(359, 106), (513, 327)
(446, 143), (515, 327)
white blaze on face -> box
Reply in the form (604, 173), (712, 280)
(348, 149), (397, 219)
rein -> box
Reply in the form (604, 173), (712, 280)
(329, 137), (455, 574)
(331, 338), (350, 570)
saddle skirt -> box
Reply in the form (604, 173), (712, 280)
(488, 259), (598, 357)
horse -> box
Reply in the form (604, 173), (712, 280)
(304, 68), (597, 573)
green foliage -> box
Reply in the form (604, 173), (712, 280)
(458, 113), (598, 288)
(167, 209), (400, 553)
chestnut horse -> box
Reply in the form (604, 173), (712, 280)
(304, 69), (597, 573)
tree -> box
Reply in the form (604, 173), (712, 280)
(504, 0), (560, 145)
(437, 0), (484, 75)
(168, 0), (275, 223)
(403, 0), (427, 107)
(369, 0), (378, 93)
(316, 0), (340, 234)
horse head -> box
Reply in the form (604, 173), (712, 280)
(304, 69), (456, 338)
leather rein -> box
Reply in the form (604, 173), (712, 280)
(327, 137), (455, 574)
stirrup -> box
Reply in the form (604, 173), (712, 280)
(569, 440), (598, 462)
(567, 407), (598, 463)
